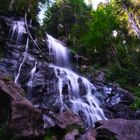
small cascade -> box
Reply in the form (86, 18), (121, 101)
(15, 37), (29, 84)
(47, 34), (69, 67)
(47, 34), (107, 127)
(10, 19), (26, 43)
(27, 62), (37, 99)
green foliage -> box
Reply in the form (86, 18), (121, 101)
(129, 87), (140, 110)
(106, 63), (140, 86)
(44, 129), (53, 140)
(0, 123), (17, 140)
(0, 0), (49, 21)
(0, 123), (7, 140)
(43, 0), (91, 39)
(66, 124), (84, 134)
(43, 128), (63, 140)
(79, 1), (128, 65)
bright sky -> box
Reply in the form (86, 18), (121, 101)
(85, 0), (109, 9)
(38, 0), (109, 25)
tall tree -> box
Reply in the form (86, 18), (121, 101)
(43, 0), (91, 39)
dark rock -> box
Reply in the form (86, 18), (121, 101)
(95, 71), (105, 82)
(43, 115), (56, 128)
(92, 82), (136, 119)
(76, 55), (90, 66)
(0, 72), (44, 138)
(134, 109), (140, 119)
(70, 52), (90, 66)
(56, 110), (83, 129)
(78, 128), (96, 140)
(96, 119), (140, 140)
(63, 129), (79, 140)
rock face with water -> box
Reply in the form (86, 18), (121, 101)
(0, 16), (107, 128)
(0, 15), (140, 139)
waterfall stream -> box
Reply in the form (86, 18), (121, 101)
(27, 61), (37, 99)
(9, 19), (28, 84)
(47, 34), (107, 126)
(11, 19), (37, 98)
(10, 19), (26, 43)
(47, 34), (69, 67)
(9, 18), (106, 127)
(15, 37), (29, 84)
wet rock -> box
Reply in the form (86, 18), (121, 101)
(0, 72), (44, 138)
(63, 129), (79, 140)
(78, 128), (96, 140)
(56, 110), (83, 129)
(76, 55), (90, 66)
(96, 119), (140, 140)
(43, 115), (56, 128)
(92, 82), (135, 119)
(95, 70), (105, 82)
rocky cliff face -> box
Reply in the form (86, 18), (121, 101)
(0, 15), (140, 140)
(0, 72), (44, 139)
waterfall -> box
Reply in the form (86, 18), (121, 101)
(8, 18), (29, 84)
(47, 34), (107, 127)
(27, 62), (37, 99)
(10, 19), (26, 43)
(8, 17), (107, 126)
(15, 37), (29, 84)
(47, 34), (69, 67)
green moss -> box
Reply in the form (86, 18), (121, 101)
(66, 124), (84, 134)
(44, 129), (56, 140)
(3, 77), (12, 81)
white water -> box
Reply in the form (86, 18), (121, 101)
(15, 38), (29, 84)
(47, 34), (107, 127)
(47, 34), (69, 67)
(27, 62), (37, 98)
(10, 19), (26, 43)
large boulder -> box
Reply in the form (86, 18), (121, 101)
(56, 110), (84, 129)
(0, 72), (44, 138)
(96, 119), (140, 140)
(78, 128), (96, 140)
(63, 129), (79, 140)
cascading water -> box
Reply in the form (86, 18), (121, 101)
(14, 37), (29, 84)
(10, 19), (26, 43)
(11, 19), (38, 97)
(27, 61), (37, 99)
(47, 34), (69, 67)
(47, 34), (107, 127)
(7, 17), (107, 127)
(8, 18), (28, 84)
